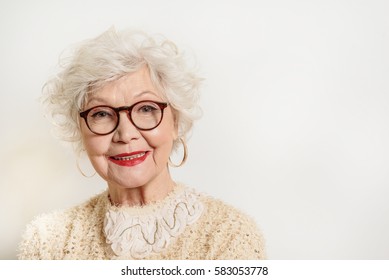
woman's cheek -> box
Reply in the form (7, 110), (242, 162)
(86, 135), (111, 155)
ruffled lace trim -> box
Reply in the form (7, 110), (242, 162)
(103, 185), (204, 259)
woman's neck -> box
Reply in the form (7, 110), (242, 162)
(107, 171), (175, 207)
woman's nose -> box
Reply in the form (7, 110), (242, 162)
(112, 111), (141, 143)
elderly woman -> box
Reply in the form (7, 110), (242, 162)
(18, 28), (266, 260)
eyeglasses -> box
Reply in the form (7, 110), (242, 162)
(79, 100), (169, 135)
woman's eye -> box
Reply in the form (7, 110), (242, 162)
(139, 105), (157, 113)
(91, 110), (113, 118)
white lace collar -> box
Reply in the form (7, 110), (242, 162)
(103, 184), (204, 259)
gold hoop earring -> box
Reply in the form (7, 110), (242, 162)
(76, 153), (96, 178)
(169, 137), (188, 168)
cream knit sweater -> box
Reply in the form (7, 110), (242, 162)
(18, 185), (266, 260)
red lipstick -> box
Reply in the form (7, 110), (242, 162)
(108, 151), (149, 167)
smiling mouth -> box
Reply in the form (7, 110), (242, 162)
(110, 152), (146, 161)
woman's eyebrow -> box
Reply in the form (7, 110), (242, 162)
(86, 91), (161, 107)
(86, 97), (108, 106)
(133, 90), (159, 98)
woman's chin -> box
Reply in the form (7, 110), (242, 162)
(109, 177), (149, 190)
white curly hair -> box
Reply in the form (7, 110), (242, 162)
(43, 27), (202, 155)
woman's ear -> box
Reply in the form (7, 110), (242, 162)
(172, 109), (179, 141)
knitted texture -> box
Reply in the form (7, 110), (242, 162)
(18, 186), (266, 260)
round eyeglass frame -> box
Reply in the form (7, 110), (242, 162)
(79, 100), (169, 135)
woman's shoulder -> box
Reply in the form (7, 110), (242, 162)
(192, 188), (266, 259)
(26, 191), (106, 228)
(18, 191), (107, 259)
(197, 190), (257, 223)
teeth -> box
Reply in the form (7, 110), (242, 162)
(113, 152), (146, 161)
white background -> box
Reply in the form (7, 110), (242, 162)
(1, 0), (388, 259)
